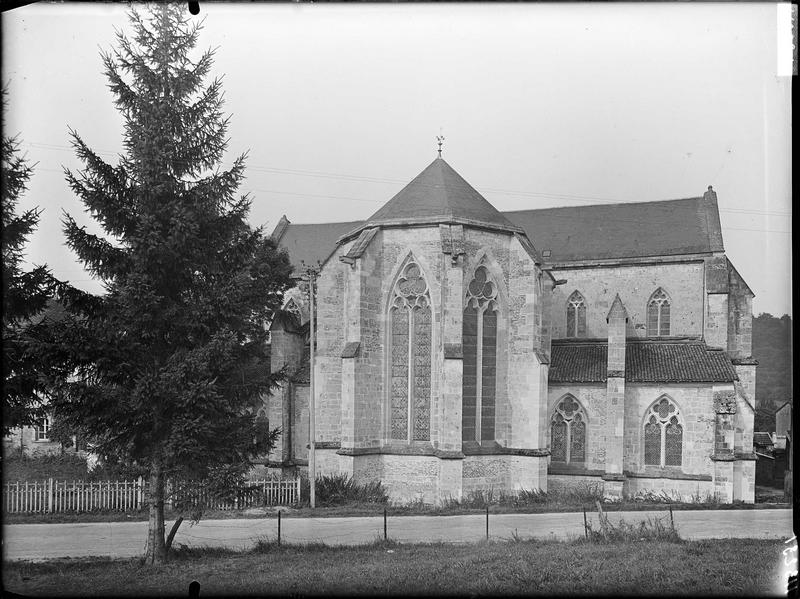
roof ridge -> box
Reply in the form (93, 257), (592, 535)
(501, 195), (705, 215)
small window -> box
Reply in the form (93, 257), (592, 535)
(34, 417), (50, 442)
(646, 288), (671, 337)
(550, 396), (587, 464)
(643, 397), (683, 467)
(566, 291), (586, 338)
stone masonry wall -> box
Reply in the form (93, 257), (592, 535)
(549, 261), (705, 339)
(292, 384), (309, 463)
(624, 384), (717, 476)
(547, 385), (608, 470)
(727, 264), (754, 359)
(3, 426), (65, 457)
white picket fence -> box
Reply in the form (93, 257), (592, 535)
(3, 477), (301, 514)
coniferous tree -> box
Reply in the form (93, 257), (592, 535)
(1, 88), (56, 434)
(44, 5), (293, 564)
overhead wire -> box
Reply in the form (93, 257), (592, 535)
(21, 140), (791, 234)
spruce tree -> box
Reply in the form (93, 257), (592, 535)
(1, 89), (56, 434)
(46, 4), (293, 563)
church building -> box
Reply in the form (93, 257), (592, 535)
(263, 155), (757, 504)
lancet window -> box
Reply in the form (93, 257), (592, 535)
(389, 260), (432, 442)
(643, 396), (683, 467)
(550, 396), (586, 464)
(566, 291), (587, 338)
(646, 288), (671, 337)
(283, 297), (302, 322)
(463, 265), (499, 443)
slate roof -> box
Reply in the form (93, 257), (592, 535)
(274, 219), (362, 275)
(273, 198), (723, 271)
(340, 158), (523, 241)
(504, 195), (723, 263)
(549, 339), (739, 383)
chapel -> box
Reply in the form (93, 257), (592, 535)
(262, 155), (757, 504)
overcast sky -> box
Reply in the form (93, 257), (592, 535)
(2, 2), (792, 316)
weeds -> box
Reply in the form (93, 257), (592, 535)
(585, 501), (681, 544)
(300, 473), (389, 507)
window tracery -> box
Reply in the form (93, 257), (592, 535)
(463, 265), (498, 443)
(644, 396), (683, 467)
(647, 288), (671, 337)
(566, 291), (586, 338)
(550, 396), (586, 464)
(389, 260), (431, 441)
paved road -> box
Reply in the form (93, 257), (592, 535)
(2, 509), (793, 561)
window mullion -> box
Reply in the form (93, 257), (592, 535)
(407, 307), (414, 443)
(565, 420), (571, 464)
(475, 303), (484, 443)
(660, 422), (666, 467)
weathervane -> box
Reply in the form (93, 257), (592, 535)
(436, 134), (445, 158)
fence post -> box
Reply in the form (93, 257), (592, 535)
(137, 475), (144, 510)
(384, 507), (387, 541)
(277, 510), (281, 546)
(583, 509), (588, 539)
(486, 506), (489, 540)
(48, 478), (53, 513)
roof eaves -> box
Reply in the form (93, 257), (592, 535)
(337, 217), (524, 245)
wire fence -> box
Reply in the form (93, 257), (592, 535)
(3, 477), (301, 514)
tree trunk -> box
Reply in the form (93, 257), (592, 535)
(165, 516), (184, 553)
(143, 463), (167, 564)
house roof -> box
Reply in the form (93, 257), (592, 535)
(340, 158), (524, 242)
(272, 195), (725, 272)
(753, 432), (774, 447)
(549, 338), (739, 384)
(273, 219), (362, 275)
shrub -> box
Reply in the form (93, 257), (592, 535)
(301, 473), (388, 506)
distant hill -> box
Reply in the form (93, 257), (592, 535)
(752, 313), (792, 431)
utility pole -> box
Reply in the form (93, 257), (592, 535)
(304, 263), (320, 509)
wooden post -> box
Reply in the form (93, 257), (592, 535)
(48, 478), (53, 513)
(277, 510), (281, 546)
(485, 506), (489, 540)
(384, 507), (387, 541)
(307, 264), (318, 509)
(583, 509), (588, 538)
(669, 505), (674, 530)
(137, 476), (144, 510)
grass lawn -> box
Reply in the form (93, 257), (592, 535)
(3, 538), (785, 597)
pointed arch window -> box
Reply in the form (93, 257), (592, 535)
(550, 396), (586, 464)
(644, 396), (683, 467)
(566, 291), (587, 338)
(646, 288), (671, 337)
(463, 265), (499, 443)
(283, 297), (302, 322)
(389, 260), (432, 442)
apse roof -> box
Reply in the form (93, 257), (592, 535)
(341, 158), (523, 240)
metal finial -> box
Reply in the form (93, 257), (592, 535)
(436, 134), (445, 158)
